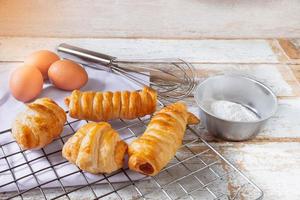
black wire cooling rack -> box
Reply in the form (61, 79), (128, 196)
(0, 101), (263, 200)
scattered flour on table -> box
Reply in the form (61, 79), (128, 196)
(210, 100), (259, 122)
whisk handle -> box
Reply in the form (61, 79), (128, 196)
(57, 43), (116, 67)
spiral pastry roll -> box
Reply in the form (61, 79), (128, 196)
(65, 87), (157, 121)
(62, 122), (128, 174)
(128, 102), (200, 176)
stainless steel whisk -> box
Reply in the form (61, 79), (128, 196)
(57, 43), (196, 101)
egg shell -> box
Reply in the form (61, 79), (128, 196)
(9, 66), (44, 102)
(48, 60), (88, 91)
(24, 50), (60, 79)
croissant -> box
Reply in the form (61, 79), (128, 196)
(62, 122), (128, 174)
(128, 102), (200, 176)
(12, 98), (66, 150)
(64, 87), (157, 122)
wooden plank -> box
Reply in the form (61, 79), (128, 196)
(193, 64), (300, 97)
(277, 39), (300, 63)
(178, 141), (300, 199)
(292, 39), (300, 51)
(1, 0), (300, 38)
(278, 39), (300, 59)
(258, 98), (300, 139)
(217, 142), (300, 200)
(0, 37), (278, 63)
(268, 39), (300, 64)
(289, 65), (300, 83)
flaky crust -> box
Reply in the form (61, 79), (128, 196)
(11, 98), (66, 150)
(62, 122), (128, 174)
(128, 102), (200, 176)
(64, 87), (157, 122)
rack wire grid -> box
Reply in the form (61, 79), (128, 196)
(0, 100), (263, 200)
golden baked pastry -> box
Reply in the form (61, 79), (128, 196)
(12, 98), (66, 149)
(62, 122), (127, 174)
(128, 102), (200, 176)
(64, 87), (157, 121)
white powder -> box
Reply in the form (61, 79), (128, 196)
(210, 100), (259, 122)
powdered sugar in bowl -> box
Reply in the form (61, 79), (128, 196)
(194, 75), (278, 141)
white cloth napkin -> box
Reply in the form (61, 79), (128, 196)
(0, 67), (148, 192)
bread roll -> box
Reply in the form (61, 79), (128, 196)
(128, 102), (199, 176)
(12, 98), (66, 149)
(62, 122), (128, 174)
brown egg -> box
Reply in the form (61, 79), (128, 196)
(24, 50), (60, 79)
(9, 66), (44, 102)
(48, 60), (88, 91)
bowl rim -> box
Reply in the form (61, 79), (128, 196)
(194, 74), (278, 124)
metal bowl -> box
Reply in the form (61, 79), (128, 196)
(194, 75), (278, 141)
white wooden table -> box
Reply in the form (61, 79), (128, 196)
(1, 1), (300, 199)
